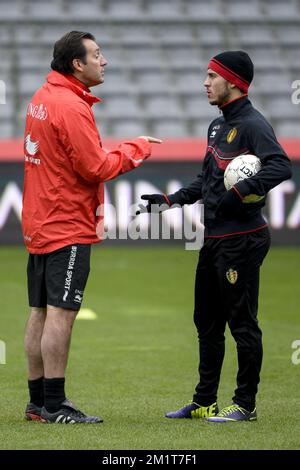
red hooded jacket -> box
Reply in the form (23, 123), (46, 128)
(22, 71), (152, 254)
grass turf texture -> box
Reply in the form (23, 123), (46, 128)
(0, 246), (299, 450)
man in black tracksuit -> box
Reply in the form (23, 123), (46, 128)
(141, 51), (292, 422)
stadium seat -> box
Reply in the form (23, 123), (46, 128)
(126, 46), (165, 68)
(264, 0), (300, 19)
(117, 26), (155, 46)
(158, 25), (195, 45)
(282, 46), (300, 68)
(265, 97), (299, 119)
(134, 70), (172, 93)
(66, 0), (104, 20)
(0, 1), (27, 20)
(34, 26), (74, 46)
(195, 25), (224, 46)
(99, 96), (142, 118)
(192, 119), (218, 137)
(152, 119), (189, 137)
(0, 25), (12, 47)
(144, 95), (183, 118)
(224, 0), (262, 19)
(0, 98), (13, 118)
(98, 71), (135, 94)
(275, 26), (300, 46)
(176, 73), (204, 93)
(19, 73), (45, 97)
(254, 71), (293, 93)
(27, 0), (66, 19)
(244, 47), (282, 69)
(111, 120), (147, 138)
(17, 46), (52, 72)
(232, 25), (275, 46)
(164, 46), (204, 68)
(184, 95), (217, 119)
(276, 121), (300, 137)
(146, 0), (184, 19)
(106, 0), (144, 18)
(0, 121), (14, 138)
(185, 0), (223, 19)
(0, 70), (12, 96)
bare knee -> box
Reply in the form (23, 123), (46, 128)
(42, 305), (78, 352)
(31, 307), (47, 316)
(25, 307), (47, 354)
(41, 305), (78, 378)
(46, 305), (78, 332)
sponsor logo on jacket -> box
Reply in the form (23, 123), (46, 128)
(210, 124), (221, 139)
(25, 134), (39, 156)
(27, 103), (48, 120)
(24, 134), (40, 165)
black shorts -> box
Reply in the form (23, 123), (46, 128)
(27, 244), (91, 311)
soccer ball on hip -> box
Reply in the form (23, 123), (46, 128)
(224, 154), (264, 203)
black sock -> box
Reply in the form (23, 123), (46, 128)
(28, 377), (44, 407)
(44, 377), (66, 413)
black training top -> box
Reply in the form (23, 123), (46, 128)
(169, 95), (292, 237)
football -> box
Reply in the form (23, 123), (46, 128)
(224, 154), (264, 203)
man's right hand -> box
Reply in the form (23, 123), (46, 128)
(136, 193), (171, 215)
(138, 136), (163, 144)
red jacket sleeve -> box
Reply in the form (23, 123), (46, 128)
(58, 103), (152, 182)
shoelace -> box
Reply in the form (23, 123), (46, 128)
(217, 404), (243, 417)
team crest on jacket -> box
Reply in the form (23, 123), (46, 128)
(227, 127), (237, 143)
(226, 268), (238, 284)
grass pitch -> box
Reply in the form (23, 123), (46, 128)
(0, 246), (299, 450)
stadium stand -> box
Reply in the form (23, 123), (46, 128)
(0, 0), (299, 138)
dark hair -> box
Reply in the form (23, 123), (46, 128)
(51, 31), (95, 74)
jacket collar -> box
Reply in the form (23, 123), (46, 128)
(46, 71), (101, 107)
(219, 94), (251, 121)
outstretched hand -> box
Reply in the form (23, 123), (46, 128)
(136, 193), (170, 215)
(138, 136), (163, 144)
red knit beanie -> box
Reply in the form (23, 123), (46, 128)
(208, 50), (254, 93)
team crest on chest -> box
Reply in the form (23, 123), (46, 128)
(226, 268), (238, 284)
(227, 127), (237, 143)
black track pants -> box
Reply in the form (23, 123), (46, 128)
(193, 227), (271, 411)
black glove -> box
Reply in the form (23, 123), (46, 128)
(216, 187), (243, 219)
(136, 193), (171, 214)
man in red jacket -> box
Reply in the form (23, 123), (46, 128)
(23, 30), (162, 424)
